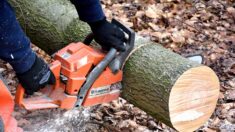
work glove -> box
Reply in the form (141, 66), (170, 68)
(88, 18), (126, 51)
(16, 56), (55, 95)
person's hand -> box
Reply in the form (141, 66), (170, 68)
(88, 18), (126, 51)
(16, 56), (55, 95)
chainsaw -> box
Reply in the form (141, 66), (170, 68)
(14, 19), (135, 111)
(0, 75), (22, 131)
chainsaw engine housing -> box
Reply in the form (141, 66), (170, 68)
(15, 42), (122, 110)
(54, 42), (123, 107)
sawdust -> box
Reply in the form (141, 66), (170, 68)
(32, 108), (89, 132)
(14, 107), (99, 132)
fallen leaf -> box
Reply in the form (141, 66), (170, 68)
(145, 5), (162, 19)
(147, 120), (158, 130)
(115, 111), (129, 116)
(135, 126), (151, 132)
(227, 7), (235, 18)
(17, 119), (30, 126)
(226, 109), (235, 123)
(171, 31), (186, 44)
(209, 117), (220, 130)
(225, 90), (235, 102)
(0, 68), (5, 73)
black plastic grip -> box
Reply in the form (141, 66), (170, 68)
(83, 33), (94, 45)
(75, 48), (117, 107)
(109, 19), (135, 73)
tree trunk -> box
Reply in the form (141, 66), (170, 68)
(9, 0), (90, 54)
(9, 0), (220, 131)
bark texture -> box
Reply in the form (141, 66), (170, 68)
(9, 0), (219, 131)
(9, 0), (90, 54)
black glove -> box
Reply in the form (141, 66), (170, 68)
(16, 56), (55, 95)
(88, 18), (126, 51)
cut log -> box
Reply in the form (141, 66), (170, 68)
(9, 0), (220, 131)
(122, 37), (220, 131)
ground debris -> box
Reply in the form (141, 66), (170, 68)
(101, 0), (235, 131)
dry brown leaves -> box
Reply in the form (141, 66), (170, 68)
(100, 0), (235, 131)
(90, 98), (172, 132)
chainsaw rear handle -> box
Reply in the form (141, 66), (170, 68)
(15, 60), (61, 109)
(83, 19), (135, 73)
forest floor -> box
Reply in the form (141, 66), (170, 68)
(0, 0), (235, 131)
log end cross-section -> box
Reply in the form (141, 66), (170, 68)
(169, 66), (220, 131)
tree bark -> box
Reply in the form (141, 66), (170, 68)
(9, 0), (90, 54)
(9, 0), (220, 131)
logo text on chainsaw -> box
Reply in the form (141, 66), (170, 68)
(88, 84), (121, 98)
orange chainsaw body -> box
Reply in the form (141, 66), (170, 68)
(15, 42), (122, 110)
(0, 77), (22, 132)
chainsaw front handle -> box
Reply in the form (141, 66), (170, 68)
(109, 19), (135, 73)
(83, 19), (135, 73)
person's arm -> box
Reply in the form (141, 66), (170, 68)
(70, 0), (126, 51)
(0, 0), (55, 95)
(0, 0), (35, 74)
(70, 0), (105, 22)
